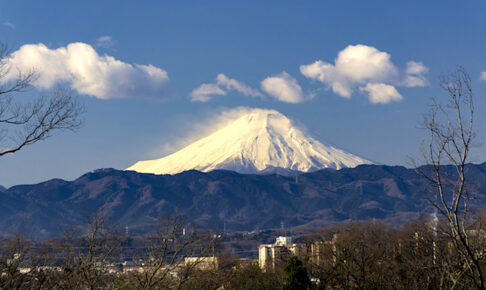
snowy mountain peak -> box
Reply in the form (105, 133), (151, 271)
(126, 108), (372, 175)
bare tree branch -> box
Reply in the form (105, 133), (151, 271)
(0, 42), (84, 157)
(416, 66), (485, 289)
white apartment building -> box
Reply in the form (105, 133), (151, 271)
(258, 236), (303, 270)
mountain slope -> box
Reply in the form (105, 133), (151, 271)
(2, 163), (486, 239)
(127, 109), (371, 175)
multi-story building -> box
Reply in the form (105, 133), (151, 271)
(309, 234), (338, 266)
(258, 236), (305, 270)
(258, 235), (340, 271)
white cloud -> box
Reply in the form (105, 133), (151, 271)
(300, 44), (428, 103)
(406, 61), (427, 75)
(2, 21), (15, 29)
(481, 71), (486, 81)
(300, 44), (397, 97)
(216, 74), (263, 97)
(5, 42), (171, 100)
(190, 83), (226, 102)
(261, 72), (306, 103)
(403, 61), (428, 87)
(360, 83), (403, 104)
(96, 36), (113, 48)
(190, 74), (262, 102)
(331, 44), (397, 82)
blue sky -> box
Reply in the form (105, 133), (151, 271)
(1, 0), (485, 187)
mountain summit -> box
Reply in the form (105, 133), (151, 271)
(126, 109), (371, 175)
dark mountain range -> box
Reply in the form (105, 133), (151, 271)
(0, 185), (5, 191)
(1, 163), (485, 239)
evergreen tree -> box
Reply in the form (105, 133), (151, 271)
(283, 256), (311, 290)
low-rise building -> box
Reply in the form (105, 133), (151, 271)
(184, 256), (219, 271)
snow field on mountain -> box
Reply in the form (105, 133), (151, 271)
(126, 108), (371, 174)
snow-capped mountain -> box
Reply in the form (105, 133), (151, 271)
(126, 109), (372, 175)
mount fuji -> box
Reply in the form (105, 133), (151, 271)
(126, 109), (372, 175)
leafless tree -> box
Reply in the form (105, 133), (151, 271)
(0, 43), (83, 157)
(331, 221), (397, 289)
(0, 232), (31, 288)
(128, 214), (218, 290)
(57, 214), (125, 290)
(417, 66), (485, 289)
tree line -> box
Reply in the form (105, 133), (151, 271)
(1, 215), (486, 289)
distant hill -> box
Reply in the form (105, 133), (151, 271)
(1, 163), (485, 239)
(0, 185), (5, 191)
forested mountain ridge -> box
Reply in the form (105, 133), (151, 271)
(1, 163), (485, 239)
